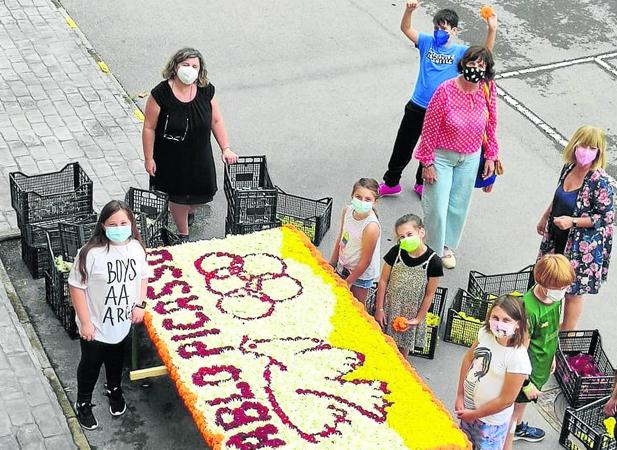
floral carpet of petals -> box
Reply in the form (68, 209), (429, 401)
(144, 225), (470, 449)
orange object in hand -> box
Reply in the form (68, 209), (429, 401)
(392, 316), (408, 332)
(480, 5), (494, 19)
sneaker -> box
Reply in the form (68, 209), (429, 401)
(441, 249), (456, 269)
(105, 385), (127, 417)
(513, 422), (545, 442)
(75, 401), (98, 430)
(413, 183), (423, 199)
(188, 212), (195, 227)
(379, 183), (402, 197)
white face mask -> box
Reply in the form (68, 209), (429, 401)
(546, 287), (567, 302)
(177, 65), (198, 85)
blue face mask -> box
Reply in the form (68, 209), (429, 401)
(433, 29), (450, 47)
(350, 197), (373, 214)
(105, 225), (132, 244)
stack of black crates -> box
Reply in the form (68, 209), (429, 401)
(10, 162), (94, 279)
(44, 216), (98, 338)
(443, 266), (535, 347)
(124, 187), (170, 247)
(557, 330), (616, 450)
(224, 155), (333, 245)
(365, 283), (448, 360)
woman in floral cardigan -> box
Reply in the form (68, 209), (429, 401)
(537, 125), (614, 330)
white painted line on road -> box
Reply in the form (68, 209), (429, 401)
(495, 85), (569, 147)
(496, 50), (617, 80)
(595, 57), (617, 78)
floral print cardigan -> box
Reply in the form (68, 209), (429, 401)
(539, 164), (614, 295)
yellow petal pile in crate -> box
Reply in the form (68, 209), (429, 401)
(144, 225), (470, 449)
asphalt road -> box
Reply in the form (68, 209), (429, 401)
(8, 0), (617, 449)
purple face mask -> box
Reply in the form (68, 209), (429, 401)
(575, 146), (598, 166)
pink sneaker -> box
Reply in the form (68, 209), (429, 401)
(379, 183), (401, 197)
(414, 184), (423, 198)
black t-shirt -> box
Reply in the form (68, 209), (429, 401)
(383, 244), (443, 278)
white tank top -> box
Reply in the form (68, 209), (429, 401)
(338, 207), (381, 281)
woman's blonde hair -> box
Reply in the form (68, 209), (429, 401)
(161, 47), (209, 87)
(562, 125), (607, 171)
(534, 254), (575, 289)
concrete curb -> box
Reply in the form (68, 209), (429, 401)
(0, 256), (91, 450)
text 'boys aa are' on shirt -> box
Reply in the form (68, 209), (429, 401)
(68, 239), (149, 344)
(463, 328), (531, 426)
(411, 32), (468, 108)
(415, 78), (499, 167)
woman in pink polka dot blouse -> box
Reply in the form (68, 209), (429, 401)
(414, 46), (498, 269)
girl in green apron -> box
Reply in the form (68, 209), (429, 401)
(374, 214), (443, 355)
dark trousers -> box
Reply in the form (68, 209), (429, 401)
(383, 101), (426, 187)
(77, 336), (127, 403)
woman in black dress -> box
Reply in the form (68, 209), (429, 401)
(142, 47), (238, 242)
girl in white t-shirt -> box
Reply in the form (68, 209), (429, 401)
(455, 295), (531, 450)
(68, 200), (149, 431)
(329, 178), (381, 305)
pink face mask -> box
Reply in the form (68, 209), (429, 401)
(575, 146), (598, 166)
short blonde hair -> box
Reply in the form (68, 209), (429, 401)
(161, 47), (209, 88)
(534, 254), (575, 289)
(562, 125), (607, 171)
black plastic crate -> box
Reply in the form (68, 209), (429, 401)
(225, 215), (281, 236)
(275, 187), (333, 246)
(555, 330), (616, 408)
(21, 227), (62, 279)
(125, 188), (169, 247)
(45, 231), (78, 339)
(559, 396), (617, 450)
(365, 284), (447, 360)
(149, 227), (183, 247)
(467, 265), (535, 300)
(444, 289), (494, 347)
(224, 156), (277, 225)
(10, 162), (93, 227)
(58, 217), (98, 261)
(23, 212), (96, 248)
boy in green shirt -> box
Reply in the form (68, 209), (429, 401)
(504, 254), (575, 449)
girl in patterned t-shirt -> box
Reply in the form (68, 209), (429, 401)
(68, 200), (149, 431)
(455, 296), (531, 450)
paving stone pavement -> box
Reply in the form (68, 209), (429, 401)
(0, 0), (149, 447)
(0, 273), (78, 449)
(0, 0), (148, 237)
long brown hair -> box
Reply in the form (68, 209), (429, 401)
(483, 295), (528, 348)
(78, 200), (144, 283)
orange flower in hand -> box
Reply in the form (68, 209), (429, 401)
(480, 5), (494, 19)
(392, 316), (408, 332)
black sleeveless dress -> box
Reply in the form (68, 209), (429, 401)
(150, 80), (217, 204)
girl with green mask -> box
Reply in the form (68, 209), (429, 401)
(374, 214), (443, 356)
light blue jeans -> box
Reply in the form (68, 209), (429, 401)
(421, 149), (480, 257)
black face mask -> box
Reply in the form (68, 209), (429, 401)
(463, 66), (485, 83)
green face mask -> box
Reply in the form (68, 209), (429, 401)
(400, 235), (421, 252)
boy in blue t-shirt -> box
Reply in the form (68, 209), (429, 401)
(380, 1), (497, 198)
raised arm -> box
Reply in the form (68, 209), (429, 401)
(483, 13), (498, 51)
(400, 1), (421, 45)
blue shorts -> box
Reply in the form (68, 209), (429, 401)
(460, 419), (509, 450)
(335, 265), (373, 289)
(351, 278), (374, 289)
